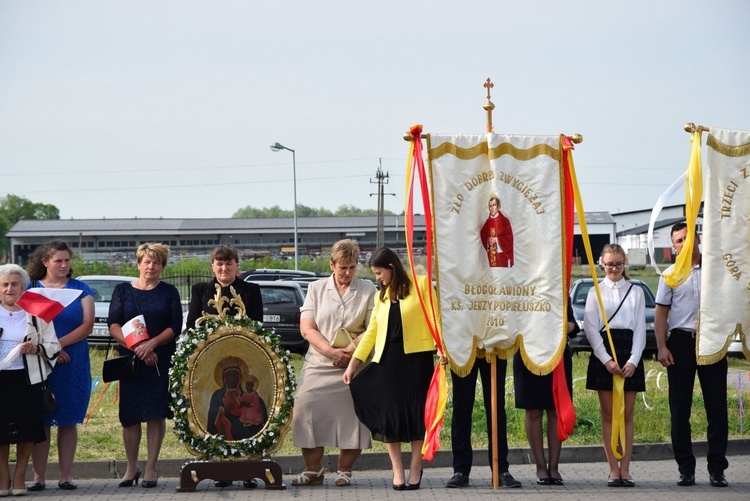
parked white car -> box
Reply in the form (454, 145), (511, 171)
(77, 275), (137, 346)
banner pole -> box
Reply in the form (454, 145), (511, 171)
(490, 355), (499, 490)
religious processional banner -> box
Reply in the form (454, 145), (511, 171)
(426, 134), (567, 375)
(698, 127), (750, 362)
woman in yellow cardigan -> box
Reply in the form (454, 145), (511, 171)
(343, 247), (438, 491)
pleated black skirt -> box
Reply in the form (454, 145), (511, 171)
(585, 328), (645, 392)
(350, 301), (433, 443)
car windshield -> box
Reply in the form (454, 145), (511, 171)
(80, 279), (129, 302)
(260, 287), (298, 305)
(573, 281), (655, 308)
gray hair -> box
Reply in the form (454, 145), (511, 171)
(0, 264), (30, 289)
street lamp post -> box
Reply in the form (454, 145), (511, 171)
(270, 142), (298, 270)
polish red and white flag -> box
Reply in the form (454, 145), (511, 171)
(17, 288), (83, 323)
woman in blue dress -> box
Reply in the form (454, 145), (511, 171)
(108, 243), (181, 489)
(26, 241), (94, 491)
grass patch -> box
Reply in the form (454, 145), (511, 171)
(28, 347), (750, 463)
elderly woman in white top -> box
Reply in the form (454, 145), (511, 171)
(290, 239), (376, 487)
(0, 264), (60, 496)
(584, 243), (646, 488)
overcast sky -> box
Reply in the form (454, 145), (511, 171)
(2, 0), (748, 221)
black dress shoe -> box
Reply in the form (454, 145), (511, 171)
(243, 479), (258, 488)
(214, 480), (232, 488)
(446, 472), (469, 488)
(677, 473), (695, 486)
(607, 476), (622, 487)
(621, 477), (635, 487)
(709, 472), (728, 487)
(405, 470), (423, 490)
(500, 471), (522, 488)
(58, 481), (77, 490)
(26, 483), (45, 492)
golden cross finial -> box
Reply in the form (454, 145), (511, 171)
(484, 78), (494, 101)
(483, 78), (495, 133)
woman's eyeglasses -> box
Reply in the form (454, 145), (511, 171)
(603, 262), (625, 270)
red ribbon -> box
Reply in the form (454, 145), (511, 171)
(554, 135), (576, 442)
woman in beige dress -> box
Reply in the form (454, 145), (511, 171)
(291, 239), (376, 487)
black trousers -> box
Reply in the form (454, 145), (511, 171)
(666, 329), (729, 475)
(450, 357), (509, 476)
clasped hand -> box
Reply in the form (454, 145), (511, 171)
(330, 346), (352, 368)
(605, 360), (636, 378)
(134, 340), (159, 366)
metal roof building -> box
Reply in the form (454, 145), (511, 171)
(7, 212), (615, 265)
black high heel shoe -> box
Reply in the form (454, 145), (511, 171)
(405, 470), (423, 490)
(141, 473), (158, 489)
(392, 474), (406, 491)
(118, 467), (141, 487)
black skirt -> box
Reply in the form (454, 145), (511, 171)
(0, 369), (46, 445)
(349, 301), (433, 443)
(585, 329), (645, 392)
(513, 344), (573, 409)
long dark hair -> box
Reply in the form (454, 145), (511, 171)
(27, 240), (73, 281)
(369, 247), (411, 302)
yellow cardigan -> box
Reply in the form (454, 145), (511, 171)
(353, 274), (440, 363)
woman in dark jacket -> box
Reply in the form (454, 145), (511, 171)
(186, 244), (262, 331)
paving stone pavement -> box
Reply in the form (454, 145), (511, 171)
(17, 447), (749, 500)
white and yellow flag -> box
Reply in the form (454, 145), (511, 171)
(427, 133), (567, 375)
(698, 127), (750, 361)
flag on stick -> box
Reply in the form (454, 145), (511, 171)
(17, 288), (82, 323)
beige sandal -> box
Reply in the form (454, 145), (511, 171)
(291, 467), (325, 486)
(334, 471), (352, 487)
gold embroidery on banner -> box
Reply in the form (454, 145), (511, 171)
(428, 140), (561, 162)
(707, 134), (750, 157)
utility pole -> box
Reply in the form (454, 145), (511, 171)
(370, 159), (394, 249)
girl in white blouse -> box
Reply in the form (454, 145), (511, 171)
(584, 244), (646, 488)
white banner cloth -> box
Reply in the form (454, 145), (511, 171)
(698, 127), (750, 361)
(427, 133), (567, 375)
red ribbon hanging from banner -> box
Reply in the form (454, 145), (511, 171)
(553, 135), (577, 442)
(404, 124), (447, 461)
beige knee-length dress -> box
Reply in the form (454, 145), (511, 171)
(292, 276), (376, 449)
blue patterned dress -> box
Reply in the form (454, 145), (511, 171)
(108, 282), (182, 427)
(31, 279), (94, 427)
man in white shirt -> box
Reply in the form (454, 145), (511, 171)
(655, 222), (728, 488)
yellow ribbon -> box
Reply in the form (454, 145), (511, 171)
(566, 149), (626, 459)
(663, 131), (703, 288)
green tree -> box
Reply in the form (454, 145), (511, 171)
(232, 204), (394, 218)
(0, 194), (60, 259)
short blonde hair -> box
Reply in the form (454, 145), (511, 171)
(330, 239), (360, 265)
(136, 243), (170, 267)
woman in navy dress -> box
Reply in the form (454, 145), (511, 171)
(108, 243), (182, 489)
(26, 241), (94, 491)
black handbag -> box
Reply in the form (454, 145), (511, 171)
(40, 381), (57, 413)
(102, 285), (142, 383)
(102, 353), (139, 382)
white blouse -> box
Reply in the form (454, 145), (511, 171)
(583, 277), (646, 367)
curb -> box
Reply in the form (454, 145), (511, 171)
(31, 438), (750, 480)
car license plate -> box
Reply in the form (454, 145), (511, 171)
(263, 315), (281, 323)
